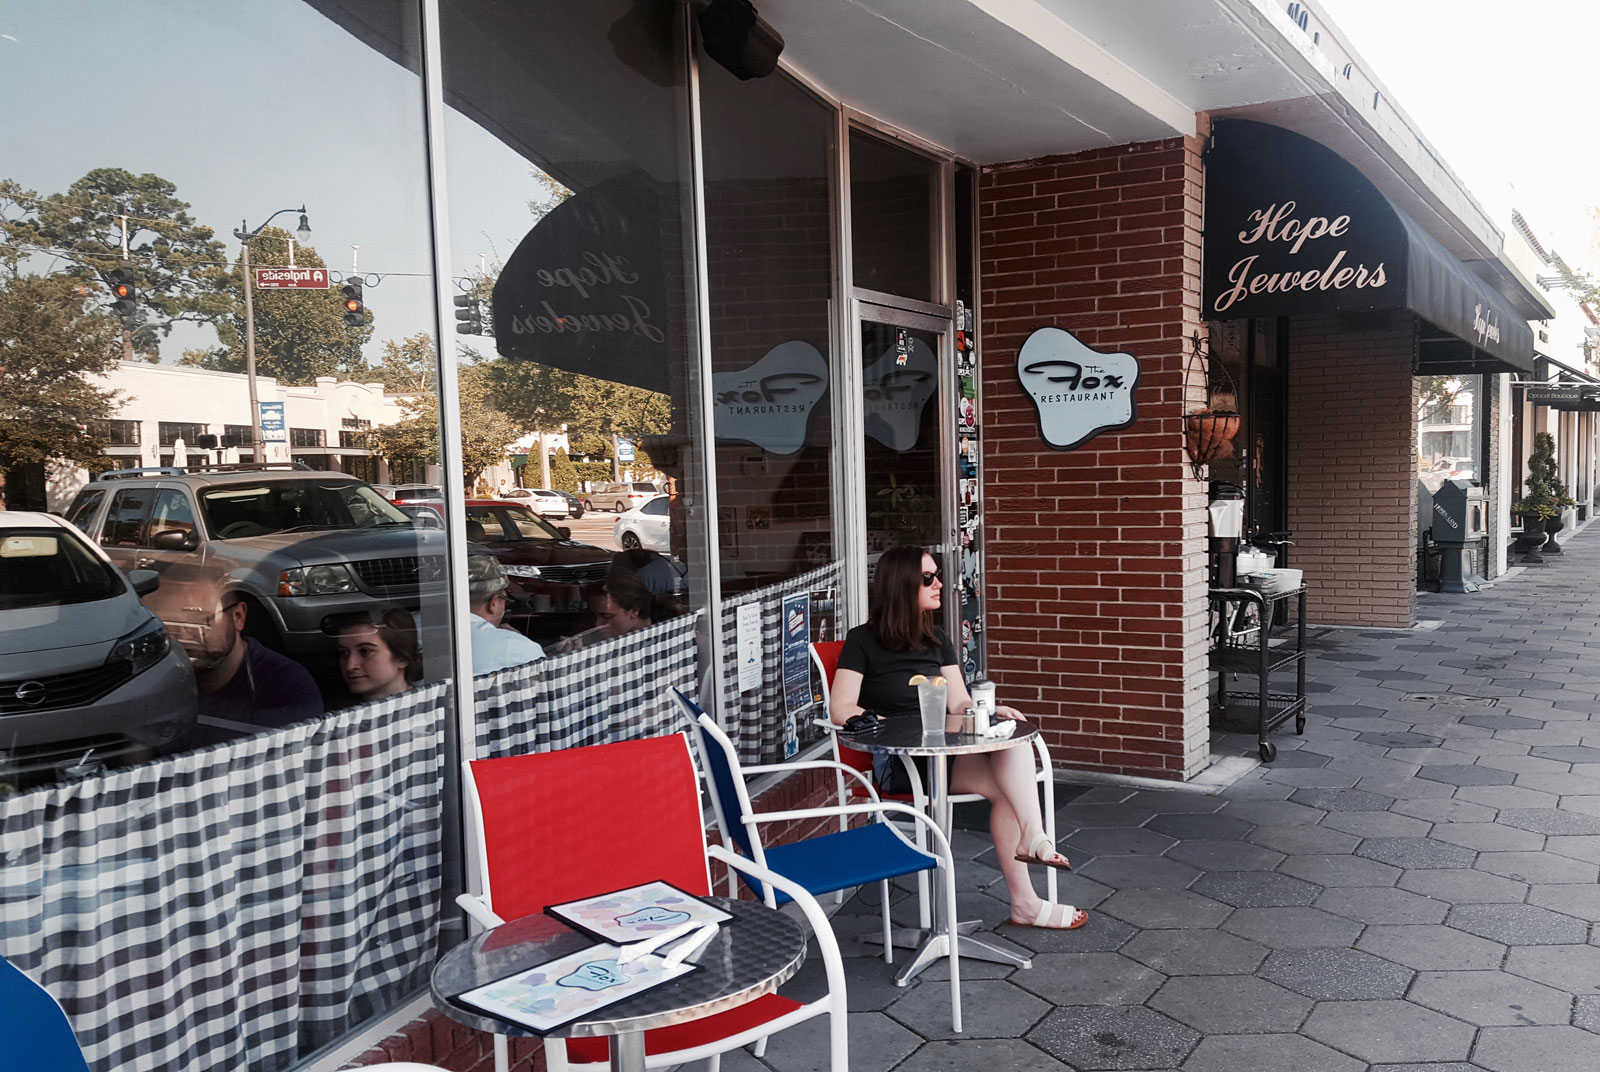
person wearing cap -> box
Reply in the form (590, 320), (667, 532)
(468, 553), (546, 675)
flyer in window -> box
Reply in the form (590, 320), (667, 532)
(547, 880), (730, 946)
(455, 942), (696, 1034)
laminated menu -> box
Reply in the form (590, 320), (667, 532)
(455, 942), (696, 1034)
(546, 880), (731, 945)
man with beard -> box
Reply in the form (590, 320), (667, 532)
(179, 594), (324, 746)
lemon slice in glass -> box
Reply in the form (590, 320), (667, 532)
(907, 674), (930, 686)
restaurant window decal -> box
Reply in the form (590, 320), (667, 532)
(1015, 326), (1140, 450)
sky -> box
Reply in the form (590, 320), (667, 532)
(1317, 0), (1600, 270)
(0, 0), (541, 369)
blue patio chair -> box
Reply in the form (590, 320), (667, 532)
(675, 690), (964, 1033)
(0, 957), (450, 1072)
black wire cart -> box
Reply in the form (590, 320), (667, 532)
(1208, 585), (1307, 762)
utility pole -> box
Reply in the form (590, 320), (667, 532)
(234, 206), (311, 462)
(118, 215), (133, 362)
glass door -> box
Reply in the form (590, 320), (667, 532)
(856, 302), (953, 571)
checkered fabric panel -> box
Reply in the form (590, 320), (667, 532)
(471, 614), (699, 759)
(717, 562), (842, 764)
(0, 683), (447, 1072)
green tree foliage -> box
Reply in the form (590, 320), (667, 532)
(376, 332), (438, 394)
(0, 274), (121, 473)
(1, 170), (232, 360)
(180, 228), (372, 385)
(566, 431), (610, 458)
(367, 342), (520, 490)
(481, 359), (670, 441)
(1416, 375), (1466, 425)
(547, 447), (579, 493)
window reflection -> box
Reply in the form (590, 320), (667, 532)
(700, 59), (837, 592)
(1, 0), (443, 769)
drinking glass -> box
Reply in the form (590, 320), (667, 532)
(917, 681), (948, 736)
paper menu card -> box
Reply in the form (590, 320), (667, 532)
(547, 880), (731, 945)
(455, 942), (695, 1034)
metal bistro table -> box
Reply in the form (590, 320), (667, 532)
(837, 717), (1039, 985)
(431, 896), (806, 1072)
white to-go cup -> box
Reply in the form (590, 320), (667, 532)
(970, 678), (995, 734)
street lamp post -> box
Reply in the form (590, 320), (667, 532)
(234, 206), (312, 459)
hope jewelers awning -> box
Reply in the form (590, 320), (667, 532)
(1202, 120), (1533, 374)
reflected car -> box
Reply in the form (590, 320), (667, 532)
(0, 512), (197, 785)
(463, 501), (614, 640)
(63, 467), (448, 667)
(546, 489), (586, 519)
(517, 489), (573, 519)
(614, 494), (671, 552)
(588, 481), (659, 513)
(372, 483), (444, 503)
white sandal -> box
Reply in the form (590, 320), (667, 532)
(1015, 902), (1088, 930)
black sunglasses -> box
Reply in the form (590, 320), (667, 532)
(920, 570), (942, 587)
(842, 711), (883, 734)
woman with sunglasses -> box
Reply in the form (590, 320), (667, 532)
(830, 544), (1086, 930)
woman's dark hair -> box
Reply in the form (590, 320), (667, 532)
(603, 568), (657, 623)
(868, 544), (939, 652)
(334, 607), (422, 682)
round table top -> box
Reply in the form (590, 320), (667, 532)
(432, 896), (806, 1039)
(838, 717), (1039, 757)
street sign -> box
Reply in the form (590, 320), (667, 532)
(254, 267), (329, 289)
(258, 402), (286, 442)
(616, 438), (636, 462)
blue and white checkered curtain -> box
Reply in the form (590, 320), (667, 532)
(0, 683), (447, 1072)
(471, 614), (700, 758)
(718, 562), (842, 764)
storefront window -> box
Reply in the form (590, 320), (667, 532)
(850, 128), (939, 302)
(2, 1), (450, 1066)
(701, 62), (837, 593)
(439, 0), (706, 682)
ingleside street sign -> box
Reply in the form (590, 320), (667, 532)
(254, 267), (330, 290)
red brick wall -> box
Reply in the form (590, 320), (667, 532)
(978, 137), (1210, 780)
(1286, 311), (1418, 626)
(341, 768), (847, 1070)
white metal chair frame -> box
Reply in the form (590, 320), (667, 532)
(687, 707), (965, 1033)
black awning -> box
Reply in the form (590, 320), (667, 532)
(1204, 120), (1533, 374)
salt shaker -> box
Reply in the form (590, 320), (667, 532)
(970, 678), (995, 734)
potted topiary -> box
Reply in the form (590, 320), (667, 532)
(1558, 482), (1580, 533)
(1512, 432), (1562, 557)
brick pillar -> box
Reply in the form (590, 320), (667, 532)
(978, 137), (1210, 780)
(1286, 311), (1418, 627)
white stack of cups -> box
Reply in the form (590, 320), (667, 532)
(969, 678), (996, 735)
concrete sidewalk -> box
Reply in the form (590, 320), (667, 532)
(730, 525), (1600, 1071)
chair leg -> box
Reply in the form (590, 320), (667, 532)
(494, 1034), (510, 1072)
(880, 879), (893, 963)
(942, 862), (962, 1034)
(707, 1052), (722, 1070)
(753, 1036), (767, 1058)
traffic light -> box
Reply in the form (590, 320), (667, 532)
(341, 279), (365, 326)
(107, 266), (138, 321)
(453, 293), (483, 335)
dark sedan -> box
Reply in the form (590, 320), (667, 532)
(462, 500), (611, 641)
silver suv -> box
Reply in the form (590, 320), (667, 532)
(587, 481), (659, 512)
(63, 466), (447, 665)
(0, 512), (197, 785)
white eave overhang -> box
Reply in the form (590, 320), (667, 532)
(769, 0), (1553, 320)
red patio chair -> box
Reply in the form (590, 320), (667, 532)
(457, 734), (848, 1072)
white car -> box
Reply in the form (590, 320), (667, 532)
(509, 488), (572, 519)
(614, 494), (670, 552)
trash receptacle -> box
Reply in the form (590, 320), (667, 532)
(1209, 485), (1244, 588)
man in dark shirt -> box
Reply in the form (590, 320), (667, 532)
(181, 595), (323, 746)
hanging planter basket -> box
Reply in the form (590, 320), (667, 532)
(1183, 331), (1241, 479)
(1185, 412), (1241, 478)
